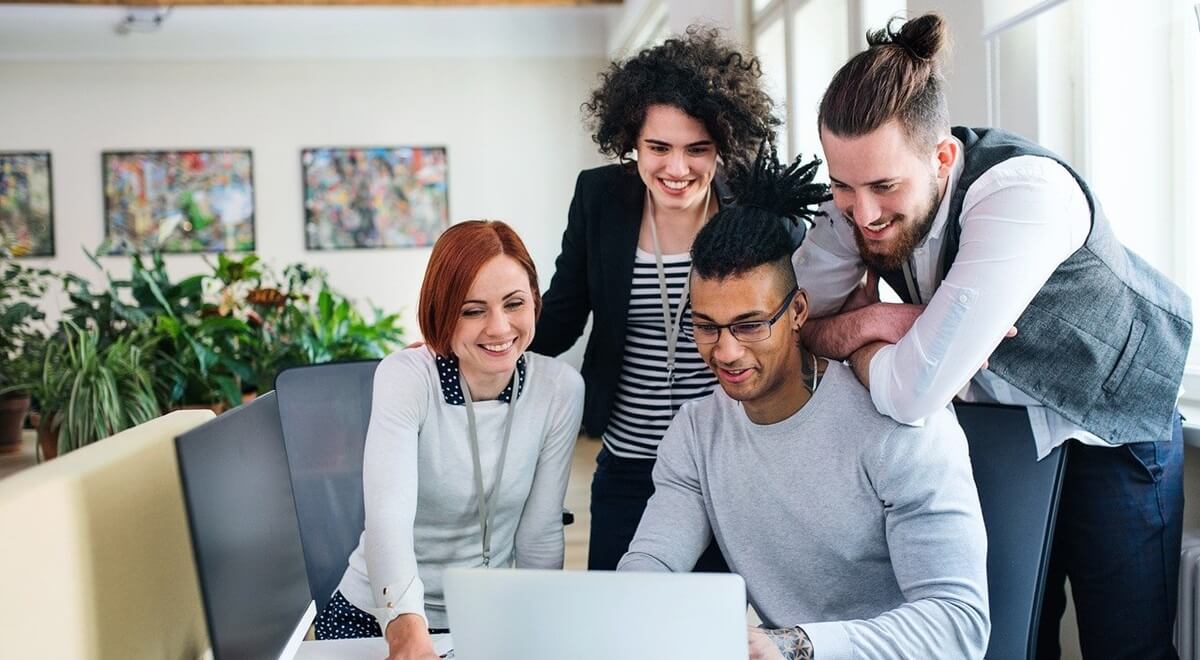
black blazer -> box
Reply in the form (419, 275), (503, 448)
(531, 164), (803, 437)
(530, 164), (644, 437)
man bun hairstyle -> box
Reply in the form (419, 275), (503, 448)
(818, 13), (951, 152)
(692, 142), (830, 283)
(584, 25), (781, 173)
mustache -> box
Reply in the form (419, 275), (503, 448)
(845, 211), (905, 230)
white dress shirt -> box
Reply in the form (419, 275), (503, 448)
(794, 138), (1108, 459)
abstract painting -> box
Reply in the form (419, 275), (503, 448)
(0, 152), (54, 258)
(103, 149), (255, 254)
(302, 146), (448, 250)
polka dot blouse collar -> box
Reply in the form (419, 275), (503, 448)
(435, 353), (527, 406)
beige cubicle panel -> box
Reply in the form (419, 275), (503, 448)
(0, 410), (216, 660)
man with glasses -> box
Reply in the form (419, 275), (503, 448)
(616, 152), (990, 660)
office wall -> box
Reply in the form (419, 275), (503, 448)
(0, 55), (607, 339)
(907, 0), (990, 127)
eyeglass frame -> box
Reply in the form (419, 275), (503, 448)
(686, 286), (800, 345)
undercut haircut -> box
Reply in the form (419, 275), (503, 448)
(692, 143), (830, 291)
(818, 13), (951, 152)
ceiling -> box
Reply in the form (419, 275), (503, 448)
(0, 3), (622, 60)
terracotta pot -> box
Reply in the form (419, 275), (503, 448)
(0, 394), (31, 455)
(173, 402), (228, 416)
(36, 414), (61, 462)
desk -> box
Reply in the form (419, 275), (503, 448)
(296, 634), (454, 659)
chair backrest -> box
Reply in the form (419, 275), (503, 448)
(953, 402), (1068, 660)
(275, 360), (380, 614)
(0, 410), (215, 660)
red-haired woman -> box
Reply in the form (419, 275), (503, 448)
(313, 220), (585, 660)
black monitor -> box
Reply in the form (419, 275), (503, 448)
(176, 392), (315, 660)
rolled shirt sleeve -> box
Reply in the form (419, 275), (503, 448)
(869, 157), (1090, 425)
(793, 201), (867, 318)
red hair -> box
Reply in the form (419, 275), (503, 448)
(417, 220), (541, 357)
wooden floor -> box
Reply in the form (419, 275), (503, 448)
(564, 434), (601, 571)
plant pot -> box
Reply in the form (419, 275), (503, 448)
(0, 394), (31, 455)
(173, 402), (228, 416)
(36, 414), (61, 462)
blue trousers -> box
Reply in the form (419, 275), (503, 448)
(587, 445), (728, 572)
(1036, 413), (1185, 659)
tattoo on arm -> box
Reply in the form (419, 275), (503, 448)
(764, 626), (815, 660)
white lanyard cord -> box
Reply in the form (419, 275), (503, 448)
(646, 186), (712, 386)
(460, 368), (519, 567)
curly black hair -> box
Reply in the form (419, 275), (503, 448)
(692, 143), (830, 284)
(584, 26), (781, 173)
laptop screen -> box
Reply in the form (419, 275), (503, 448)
(176, 392), (314, 660)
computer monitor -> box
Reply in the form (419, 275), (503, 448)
(176, 392), (315, 660)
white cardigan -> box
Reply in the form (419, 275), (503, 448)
(337, 347), (585, 629)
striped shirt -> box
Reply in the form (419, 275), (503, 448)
(603, 248), (719, 459)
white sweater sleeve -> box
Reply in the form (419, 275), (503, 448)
(361, 349), (430, 629)
(513, 362), (585, 568)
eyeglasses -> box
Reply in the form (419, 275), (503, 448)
(686, 287), (799, 345)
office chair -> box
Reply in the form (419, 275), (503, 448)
(276, 358), (576, 615)
(953, 402), (1068, 660)
(276, 360), (379, 615)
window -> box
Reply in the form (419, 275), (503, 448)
(989, 1), (1200, 394)
(752, 0), (902, 174)
(754, 10), (790, 159)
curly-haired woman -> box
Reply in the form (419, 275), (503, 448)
(530, 27), (798, 571)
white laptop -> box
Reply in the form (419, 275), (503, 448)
(442, 568), (748, 660)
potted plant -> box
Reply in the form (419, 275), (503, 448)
(0, 258), (52, 454)
(41, 322), (161, 455)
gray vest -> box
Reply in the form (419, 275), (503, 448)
(878, 127), (1192, 445)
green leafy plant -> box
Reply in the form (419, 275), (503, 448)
(295, 283), (406, 364)
(0, 258), (53, 399)
(43, 322), (160, 454)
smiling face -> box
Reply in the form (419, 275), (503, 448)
(635, 104), (719, 215)
(450, 254), (536, 386)
(820, 119), (955, 271)
(691, 264), (807, 415)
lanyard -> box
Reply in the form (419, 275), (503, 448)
(646, 187), (711, 385)
(901, 258), (923, 304)
(459, 369), (520, 567)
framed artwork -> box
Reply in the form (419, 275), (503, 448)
(302, 146), (449, 250)
(0, 152), (54, 258)
(102, 149), (255, 254)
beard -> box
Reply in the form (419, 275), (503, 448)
(848, 176), (941, 272)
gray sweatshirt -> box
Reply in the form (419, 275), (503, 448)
(618, 360), (989, 659)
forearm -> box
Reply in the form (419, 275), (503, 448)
(760, 627), (814, 660)
(617, 418), (710, 572)
(803, 304), (919, 360)
(802, 306), (883, 359)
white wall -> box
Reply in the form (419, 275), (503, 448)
(0, 54), (607, 340)
(907, 0), (990, 127)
